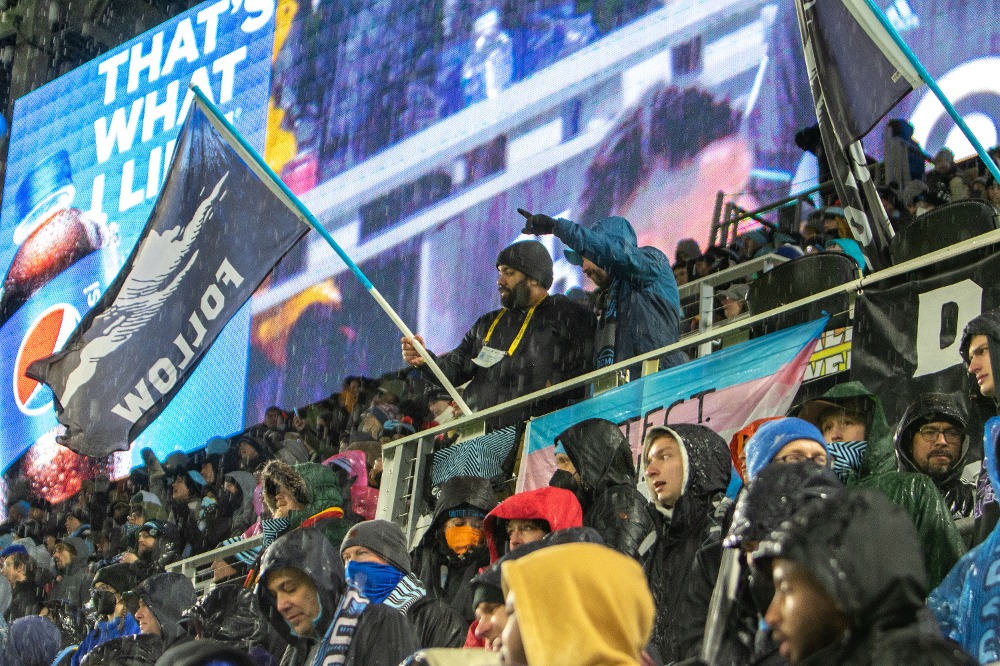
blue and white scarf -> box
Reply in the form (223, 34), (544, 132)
(313, 584), (370, 666)
(383, 573), (427, 614)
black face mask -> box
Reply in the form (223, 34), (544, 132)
(748, 569), (776, 617)
(549, 469), (581, 494)
(91, 589), (117, 616)
(217, 487), (243, 516)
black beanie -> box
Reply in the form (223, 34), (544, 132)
(340, 519), (411, 573)
(94, 563), (140, 594)
(497, 241), (553, 289)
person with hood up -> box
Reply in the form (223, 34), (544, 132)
(518, 211), (683, 370)
(121, 520), (179, 581)
(131, 572), (197, 657)
(256, 527), (418, 666)
(793, 382), (966, 587)
(167, 469), (210, 556)
(929, 415), (1000, 664)
(179, 578), (285, 663)
(959, 308), (1000, 545)
(752, 488), (974, 665)
(325, 451), (379, 521)
(638, 423), (732, 663)
(894, 393), (976, 528)
(0, 615), (61, 666)
(686, 462), (844, 665)
(728, 417), (782, 485)
(216, 470), (258, 540)
(340, 520), (467, 649)
(411, 475), (497, 622)
(259, 460), (349, 549)
(468, 527), (605, 651)
(154, 639), (256, 666)
(49, 536), (91, 607)
(73, 563), (140, 665)
(275, 434), (311, 467)
(499, 542), (654, 666)
(482, 486), (583, 563)
(549, 418), (654, 558)
(401, 240), (595, 430)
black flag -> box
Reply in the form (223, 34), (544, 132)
(795, 0), (923, 269)
(27, 102), (309, 458)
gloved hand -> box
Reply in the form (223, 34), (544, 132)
(518, 208), (556, 235)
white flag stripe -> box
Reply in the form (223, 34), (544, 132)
(842, 0), (924, 89)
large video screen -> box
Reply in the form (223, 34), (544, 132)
(2, 0), (999, 500)
(0, 2), (275, 496)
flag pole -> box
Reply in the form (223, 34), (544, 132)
(189, 86), (473, 416)
(861, 0), (1000, 185)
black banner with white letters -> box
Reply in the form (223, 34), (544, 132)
(27, 104), (309, 458)
(852, 248), (1000, 433)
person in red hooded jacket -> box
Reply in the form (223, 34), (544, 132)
(463, 487), (585, 649)
(482, 487), (583, 563)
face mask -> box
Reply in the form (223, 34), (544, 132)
(548, 469), (581, 494)
(826, 440), (867, 484)
(217, 487), (242, 516)
(444, 525), (483, 556)
(748, 568), (776, 617)
(345, 560), (405, 604)
(91, 589), (117, 616)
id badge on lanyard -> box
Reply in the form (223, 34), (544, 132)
(473, 300), (542, 368)
(473, 345), (506, 368)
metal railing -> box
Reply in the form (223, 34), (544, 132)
(377, 226), (1000, 546)
(165, 534), (263, 596)
(709, 181), (832, 248)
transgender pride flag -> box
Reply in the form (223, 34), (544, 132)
(517, 317), (828, 492)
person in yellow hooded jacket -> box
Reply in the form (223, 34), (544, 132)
(498, 542), (654, 665)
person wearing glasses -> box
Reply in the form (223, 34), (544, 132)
(793, 383), (966, 587)
(744, 418), (830, 483)
(894, 394), (975, 528)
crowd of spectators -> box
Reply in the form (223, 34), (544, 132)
(668, 134), (1000, 333)
(2, 137), (1000, 664)
(3, 329), (998, 664)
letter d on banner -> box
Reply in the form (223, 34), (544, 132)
(913, 279), (983, 378)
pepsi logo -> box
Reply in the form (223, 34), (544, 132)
(13, 303), (80, 415)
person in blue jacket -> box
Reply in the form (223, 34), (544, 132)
(518, 209), (683, 371)
(72, 564), (140, 665)
(929, 415), (1000, 664)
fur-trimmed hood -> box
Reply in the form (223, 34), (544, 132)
(260, 460), (309, 514)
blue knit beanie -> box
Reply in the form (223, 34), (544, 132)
(745, 417), (828, 481)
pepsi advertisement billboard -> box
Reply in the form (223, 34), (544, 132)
(0, 0), (275, 497)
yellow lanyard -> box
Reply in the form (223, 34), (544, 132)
(482, 297), (545, 357)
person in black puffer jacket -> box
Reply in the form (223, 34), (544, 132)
(549, 418), (654, 559)
(410, 476), (497, 623)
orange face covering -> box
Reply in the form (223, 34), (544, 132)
(445, 525), (483, 555)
